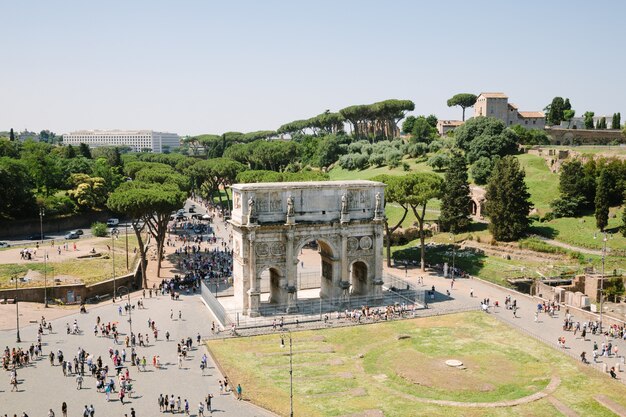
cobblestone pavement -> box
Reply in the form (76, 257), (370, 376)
(0, 292), (276, 417)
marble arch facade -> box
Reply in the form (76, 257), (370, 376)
(229, 180), (386, 317)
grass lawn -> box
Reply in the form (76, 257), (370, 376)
(530, 208), (626, 254)
(392, 239), (581, 286)
(207, 312), (626, 417)
(0, 235), (140, 288)
(328, 158), (439, 181)
(516, 153), (559, 215)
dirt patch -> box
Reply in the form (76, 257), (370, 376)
(338, 372), (354, 379)
(349, 387), (367, 397)
(328, 358), (344, 366)
(392, 351), (515, 391)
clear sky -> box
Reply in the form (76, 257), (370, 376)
(2, 0), (625, 136)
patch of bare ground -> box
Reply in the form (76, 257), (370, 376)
(392, 351), (517, 391)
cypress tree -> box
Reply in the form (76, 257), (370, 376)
(439, 151), (471, 233)
(595, 169), (610, 231)
(9, 128), (15, 141)
(485, 156), (532, 241)
(612, 113), (619, 129)
(79, 143), (92, 159)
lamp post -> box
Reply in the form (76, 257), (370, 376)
(118, 286), (133, 338)
(280, 330), (294, 417)
(112, 230), (116, 302)
(593, 231), (610, 333)
(14, 275), (21, 343)
(125, 223), (129, 271)
(39, 207), (45, 242)
(44, 250), (48, 308)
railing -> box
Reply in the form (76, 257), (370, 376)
(200, 281), (232, 327)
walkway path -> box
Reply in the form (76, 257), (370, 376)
(534, 235), (603, 256)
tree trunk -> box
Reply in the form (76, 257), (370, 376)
(384, 206), (408, 268)
(462, 107), (466, 122)
(132, 222), (148, 289)
(411, 204), (428, 271)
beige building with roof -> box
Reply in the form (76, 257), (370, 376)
(474, 92), (545, 130)
(436, 120), (464, 135)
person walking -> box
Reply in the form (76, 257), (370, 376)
(61, 402), (67, 417)
(206, 393), (213, 413)
(76, 374), (83, 389)
(236, 383), (242, 400)
(198, 401), (205, 417)
(88, 404), (94, 417)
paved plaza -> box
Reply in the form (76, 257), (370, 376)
(0, 291), (275, 417)
(1, 198), (624, 417)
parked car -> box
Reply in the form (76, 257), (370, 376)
(188, 207), (196, 213)
(190, 213), (203, 220)
(64, 231), (80, 239)
(201, 214), (211, 220)
(27, 234), (47, 240)
(0, 242), (9, 248)
(71, 229), (84, 235)
(106, 218), (120, 226)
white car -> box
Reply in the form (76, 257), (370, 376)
(106, 218), (120, 226)
(0, 242), (9, 248)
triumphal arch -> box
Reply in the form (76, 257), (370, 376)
(230, 180), (385, 317)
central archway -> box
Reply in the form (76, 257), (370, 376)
(229, 180), (386, 317)
(295, 238), (337, 300)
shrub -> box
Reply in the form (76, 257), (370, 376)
(368, 153), (385, 167)
(384, 149), (403, 166)
(43, 194), (77, 216)
(428, 141), (443, 153)
(427, 153), (449, 171)
(407, 142), (428, 158)
(91, 222), (108, 237)
(470, 157), (494, 185)
(549, 195), (584, 218)
(402, 162), (410, 171)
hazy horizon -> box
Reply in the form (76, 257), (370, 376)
(2, 0), (625, 136)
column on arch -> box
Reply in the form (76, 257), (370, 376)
(247, 231), (261, 317)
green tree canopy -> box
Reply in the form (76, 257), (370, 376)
(371, 174), (410, 267)
(439, 152), (471, 233)
(454, 116), (507, 152)
(485, 156), (532, 241)
(446, 93), (477, 121)
(399, 173), (444, 270)
(0, 157), (36, 219)
(547, 97), (566, 126)
(108, 181), (187, 282)
(595, 169), (611, 231)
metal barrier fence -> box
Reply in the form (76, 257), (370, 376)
(200, 281), (232, 327)
(202, 283), (423, 330)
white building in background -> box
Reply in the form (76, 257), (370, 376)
(62, 130), (180, 153)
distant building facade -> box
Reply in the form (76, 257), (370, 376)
(436, 120), (464, 136)
(559, 116), (618, 130)
(474, 92), (545, 130)
(63, 130), (180, 153)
